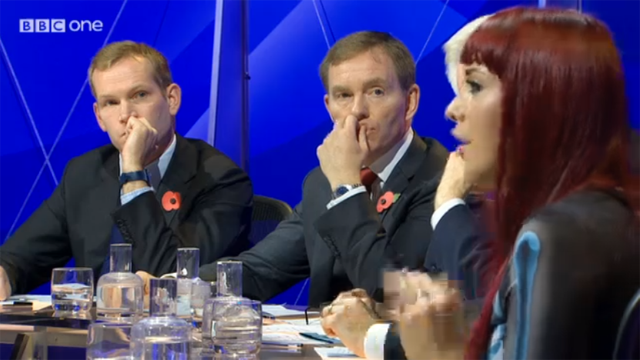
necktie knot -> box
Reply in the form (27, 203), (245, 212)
(360, 167), (378, 193)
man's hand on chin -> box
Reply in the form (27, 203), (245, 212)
(317, 115), (369, 191)
(120, 113), (159, 194)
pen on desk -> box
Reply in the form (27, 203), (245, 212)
(261, 342), (303, 349)
(299, 332), (340, 344)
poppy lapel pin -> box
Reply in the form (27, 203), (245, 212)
(162, 191), (182, 212)
(377, 191), (401, 213)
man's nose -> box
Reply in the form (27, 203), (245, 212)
(350, 95), (369, 120)
(119, 103), (135, 123)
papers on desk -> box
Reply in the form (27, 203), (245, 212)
(262, 304), (318, 318)
(263, 323), (332, 345)
(0, 295), (51, 311)
(315, 347), (358, 358)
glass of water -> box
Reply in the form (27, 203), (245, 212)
(87, 323), (133, 359)
(177, 248), (200, 318)
(191, 279), (213, 318)
(210, 297), (262, 356)
(51, 267), (94, 314)
(216, 260), (242, 297)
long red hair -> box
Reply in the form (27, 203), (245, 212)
(460, 7), (637, 358)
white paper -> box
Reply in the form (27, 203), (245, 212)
(0, 294), (52, 311)
(262, 323), (331, 345)
(6, 295), (52, 303)
(262, 304), (318, 317)
(315, 347), (358, 358)
(282, 318), (321, 326)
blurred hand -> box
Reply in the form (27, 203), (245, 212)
(121, 113), (159, 172)
(320, 289), (380, 358)
(396, 272), (467, 360)
(0, 266), (11, 300)
(435, 151), (472, 210)
(317, 115), (370, 190)
(135, 271), (156, 310)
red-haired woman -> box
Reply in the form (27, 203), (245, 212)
(396, 6), (639, 360)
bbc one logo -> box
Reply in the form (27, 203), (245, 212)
(19, 19), (104, 33)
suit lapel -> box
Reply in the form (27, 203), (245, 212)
(155, 135), (197, 227)
(377, 134), (428, 226)
(92, 149), (121, 262)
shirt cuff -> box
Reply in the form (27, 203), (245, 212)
(364, 323), (391, 360)
(326, 186), (367, 209)
(431, 198), (466, 229)
(120, 187), (153, 206)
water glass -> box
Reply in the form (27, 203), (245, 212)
(177, 248), (200, 317)
(87, 323), (133, 360)
(216, 260), (242, 297)
(177, 247), (200, 279)
(208, 297), (262, 356)
(51, 267), (94, 314)
(191, 279), (213, 318)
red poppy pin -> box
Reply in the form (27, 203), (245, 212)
(377, 191), (401, 213)
(162, 191), (182, 212)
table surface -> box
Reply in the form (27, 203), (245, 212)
(0, 304), (334, 359)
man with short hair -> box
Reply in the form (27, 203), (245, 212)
(0, 41), (253, 299)
(320, 16), (493, 359)
(197, 31), (449, 306)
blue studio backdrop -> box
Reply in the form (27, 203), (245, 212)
(0, 0), (638, 305)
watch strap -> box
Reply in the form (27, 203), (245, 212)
(119, 170), (150, 186)
(331, 183), (363, 200)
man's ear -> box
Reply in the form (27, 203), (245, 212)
(404, 84), (420, 127)
(166, 83), (182, 116)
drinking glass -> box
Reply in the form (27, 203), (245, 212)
(177, 248), (200, 317)
(51, 267), (94, 314)
(208, 297), (262, 356)
(216, 260), (242, 297)
(86, 323), (133, 359)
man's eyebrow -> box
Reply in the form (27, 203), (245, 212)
(362, 77), (387, 88)
(330, 85), (350, 94)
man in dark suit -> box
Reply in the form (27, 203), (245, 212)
(0, 41), (253, 299)
(192, 31), (449, 307)
(320, 16), (493, 358)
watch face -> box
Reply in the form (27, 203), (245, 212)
(336, 186), (351, 196)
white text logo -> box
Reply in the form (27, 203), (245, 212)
(19, 19), (103, 33)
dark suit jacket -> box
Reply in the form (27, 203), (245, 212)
(0, 134), (253, 295)
(200, 133), (449, 306)
(422, 194), (491, 297)
(384, 195), (491, 360)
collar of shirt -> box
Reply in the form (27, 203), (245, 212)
(118, 133), (177, 179)
(367, 128), (414, 186)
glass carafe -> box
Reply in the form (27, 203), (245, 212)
(96, 244), (143, 323)
(131, 278), (191, 359)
